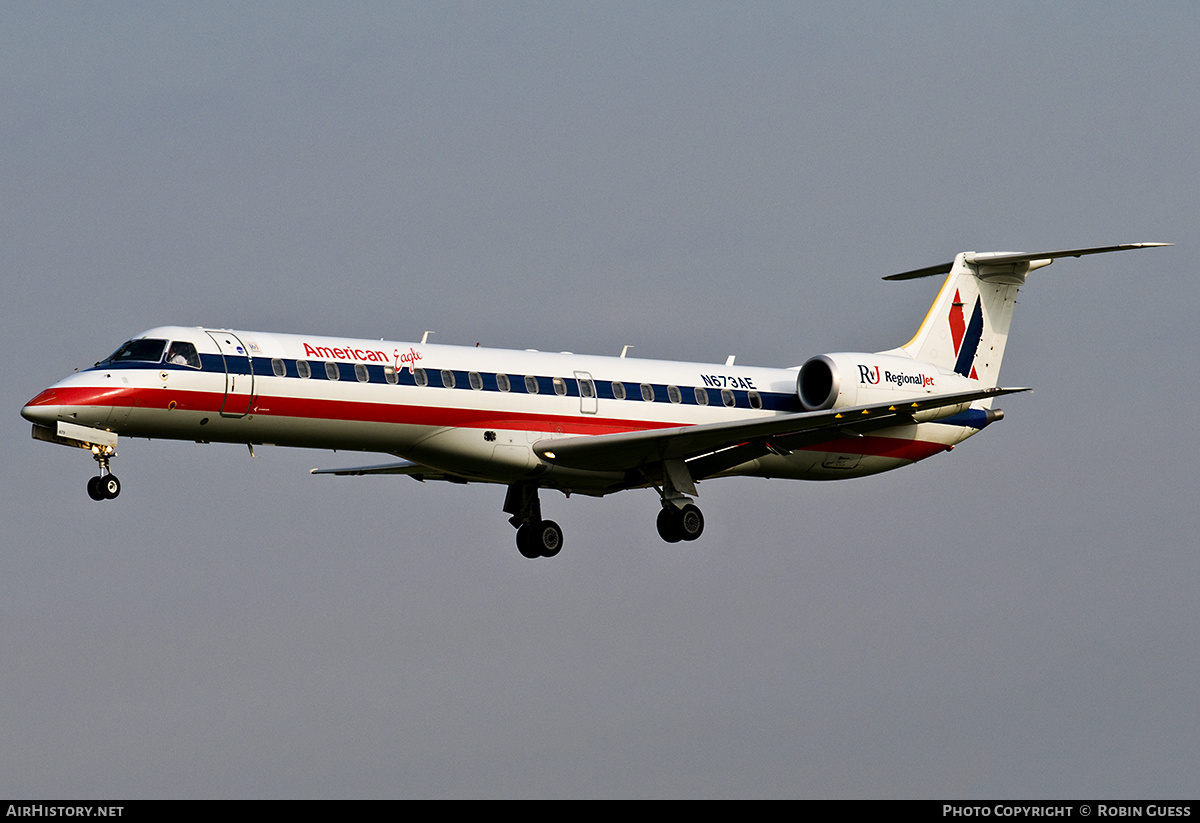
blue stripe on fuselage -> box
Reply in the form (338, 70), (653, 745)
(938, 409), (993, 429)
(88, 354), (804, 412)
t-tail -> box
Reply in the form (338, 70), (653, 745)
(879, 243), (1170, 394)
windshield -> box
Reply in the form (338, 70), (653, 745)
(103, 338), (168, 365)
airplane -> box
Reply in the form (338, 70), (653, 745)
(21, 243), (1167, 558)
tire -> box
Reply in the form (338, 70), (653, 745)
(656, 507), (683, 543)
(87, 476), (106, 501)
(678, 504), (704, 541)
(101, 475), (121, 499)
(516, 525), (541, 559)
(537, 520), (563, 557)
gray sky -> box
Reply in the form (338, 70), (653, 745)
(3, 2), (1196, 798)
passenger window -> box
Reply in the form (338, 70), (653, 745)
(355, 363), (369, 383)
(414, 368), (428, 387)
(271, 358), (286, 377)
(640, 383), (654, 402)
(612, 382), (626, 401)
(325, 362), (340, 381)
(297, 360), (311, 379)
(694, 386), (709, 406)
(496, 373), (511, 392)
(552, 377), (567, 396)
(469, 371), (483, 391)
(580, 379), (595, 398)
(384, 365), (398, 385)
(748, 390), (762, 410)
(721, 389), (735, 407)
(524, 375), (539, 394)
(441, 369), (456, 388)
(165, 341), (201, 369)
(667, 385), (681, 404)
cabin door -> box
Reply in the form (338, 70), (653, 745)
(204, 330), (255, 418)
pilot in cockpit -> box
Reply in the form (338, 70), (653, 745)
(165, 341), (201, 368)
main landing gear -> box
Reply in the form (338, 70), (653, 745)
(501, 466), (708, 556)
(654, 458), (704, 543)
(517, 520), (563, 559)
(504, 482), (562, 559)
(85, 449), (121, 501)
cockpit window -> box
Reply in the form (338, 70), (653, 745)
(165, 341), (202, 369)
(105, 338), (168, 364)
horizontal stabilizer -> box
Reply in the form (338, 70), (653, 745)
(883, 261), (954, 281)
(884, 242), (1170, 280)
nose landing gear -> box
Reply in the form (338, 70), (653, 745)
(86, 448), (121, 501)
(29, 420), (122, 502)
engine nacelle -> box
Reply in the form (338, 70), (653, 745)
(797, 352), (978, 418)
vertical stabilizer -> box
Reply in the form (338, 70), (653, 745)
(879, 243), (1169, 393)
(886, 252), (1024, 389)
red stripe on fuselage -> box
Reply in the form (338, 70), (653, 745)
(800, 435), (949, 462)
(24, 388), (60, 407)
(40, 385), (953, 461)
(40, 385), (684, 437)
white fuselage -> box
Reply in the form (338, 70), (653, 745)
(23, 325), (983, 495)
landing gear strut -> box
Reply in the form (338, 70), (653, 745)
(86, 449), (120, 501)
(504, 482), (562, 559)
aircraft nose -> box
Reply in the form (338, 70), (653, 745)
(21, 388), (60, 424)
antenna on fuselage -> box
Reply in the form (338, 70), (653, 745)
(725, 355), (736, 366)
(620, 345), (633, 358)
(420, 331), (434, 344)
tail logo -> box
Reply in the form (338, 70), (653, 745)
(948, 289), (983, 380)
(858, 364), (934, 388)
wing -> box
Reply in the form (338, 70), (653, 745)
(533, 386), (1027, 479)
(311, 459), (470, 483)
